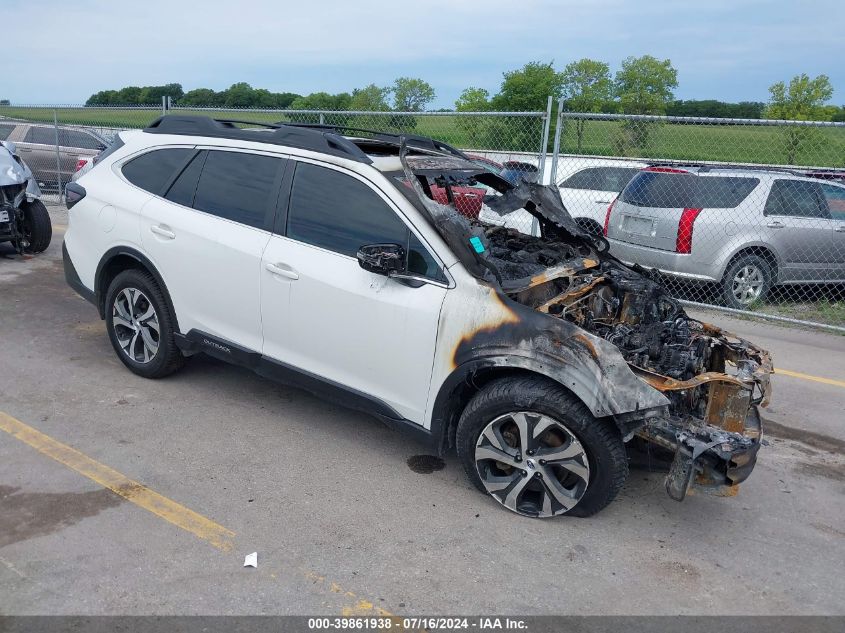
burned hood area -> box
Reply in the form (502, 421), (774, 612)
(398, 149), (773, 500)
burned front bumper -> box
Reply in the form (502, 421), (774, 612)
(638, 405), (762, 501)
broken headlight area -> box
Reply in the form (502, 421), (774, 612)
(499, 225), (771, 500)
(396, 147), (772, 501)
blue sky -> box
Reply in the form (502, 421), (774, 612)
(6, 0), (844, 108)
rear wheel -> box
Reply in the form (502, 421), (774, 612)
(456, 376), (628, 518)
(721, 254), (773, 309)
(20, 199), (52, 253)
(105, 269), (185, 379)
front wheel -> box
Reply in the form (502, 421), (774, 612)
(456, 376), (628, 518)
(21, 199), (52, 253)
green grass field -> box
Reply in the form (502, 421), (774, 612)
(3, 106), (844, 167)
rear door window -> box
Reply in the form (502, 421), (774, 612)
(561, 167), (641, 192)
(59, 129), (105, 150)
(122, 148), (193, 195)
(764, 179), (830, 219)
(192, 150), (282, 229)
(621, 172), (758, 208)
(23, 127), (56, 145)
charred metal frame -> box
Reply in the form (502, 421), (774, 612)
(398, 140), (773, 501)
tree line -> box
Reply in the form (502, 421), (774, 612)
(82, 58), (843, 124)
(85, 78), (436, 112)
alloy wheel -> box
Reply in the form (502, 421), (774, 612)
(112, 288), (160, 364)
(731, 265), (765, 304)
(474, 411), (590, 517)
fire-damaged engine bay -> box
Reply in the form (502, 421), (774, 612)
(398, 149), (773, 500)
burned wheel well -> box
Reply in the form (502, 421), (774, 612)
(434, 365), (605, 455)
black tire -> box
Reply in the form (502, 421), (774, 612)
(21, 199), (52, 253)
(456, 376), (628, 518)
(104, 269), (185, 379)
(721, 253), (773, 309)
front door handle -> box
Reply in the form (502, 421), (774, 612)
(594, 199), (613, 204)
(766, 221), (785, 229)
(150, 224), (176, 239)
(265, 262), (299, 280)
(836, 225), (845, 233)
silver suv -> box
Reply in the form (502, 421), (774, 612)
(605, 166), (845, 308)
(0, 121), (108, 189)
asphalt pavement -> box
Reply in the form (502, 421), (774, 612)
(1, 206), (843, 616)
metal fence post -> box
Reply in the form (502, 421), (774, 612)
(319, 113), (325, 125)
(162, 96), (167, 116)
(537, 96), (553, 184)
(53, 110), (63, 201)
(549, 98), (565, 187)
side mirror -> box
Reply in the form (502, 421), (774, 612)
(357, 243), (406, 276)
(1, 140), (17, 155)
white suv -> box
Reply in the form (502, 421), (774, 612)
(63, 116), (773, 517)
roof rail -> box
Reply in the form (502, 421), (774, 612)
(143, 115), (372, 164)
(280, 122), (468, 159)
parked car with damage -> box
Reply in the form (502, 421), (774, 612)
(63, 116), (772, 517)
(605, 166), (845, 308)
(0, 141), (52, 254)
(0, 121), (108, 189)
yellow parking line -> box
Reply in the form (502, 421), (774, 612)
(0, 411), (235, 551)
(775, 368), (845, 389)
(0, 411), (395, 615)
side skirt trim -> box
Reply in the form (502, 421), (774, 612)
(175, 330), (436, 449)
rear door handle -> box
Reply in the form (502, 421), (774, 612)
(766, 221), (785, 229)
(594, 199), (612, 204)
(265, 262), (299, 280)
(836, 225), (845, 232)
(150, 224), (176, 239)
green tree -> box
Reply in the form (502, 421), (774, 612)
(179, 88), (221, 106)
(391, 77), (435, 111)
(613, 55), (678, 152)
(350, 84), (391, 111)
(223, 82), (255, 108)
(454, 87), (491, 146)
(455, 87), (491, 112)
(289, 92), (351, 111)
(765, 74), (834, 164)
(561, 58), (611, 152)
(492, 61), (564, 111)
(614, 55), (678, 114)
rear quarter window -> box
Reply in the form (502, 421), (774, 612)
(0, 124), (15, 141)
(121, 148), (193, 195)
(620, 172), (758, 208)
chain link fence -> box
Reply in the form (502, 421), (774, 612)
(547, 110), (845, 330)
(1, 102), (843, 330)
